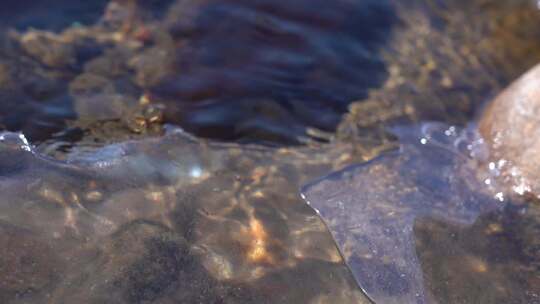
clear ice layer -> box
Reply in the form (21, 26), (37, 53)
(301, 123), (540, 304)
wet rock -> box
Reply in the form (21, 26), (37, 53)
(479, 63), (540, 198)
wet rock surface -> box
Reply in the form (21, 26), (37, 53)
(479, 63), (540, 198)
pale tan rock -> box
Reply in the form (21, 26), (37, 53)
(479, 63), (540, 197)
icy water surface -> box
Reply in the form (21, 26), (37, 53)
(302, 123), (540, 304)
(302, 63), (540, 304)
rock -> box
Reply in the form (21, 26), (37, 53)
(479, 63), (540, 198)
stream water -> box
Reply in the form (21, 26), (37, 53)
(0, 1), (540, 303)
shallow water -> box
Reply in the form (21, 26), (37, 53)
(1, 1), (540, 304)
(0, 129), (370, 303)
(0, 0), (395, 145)
(2, 0), (540, 146)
